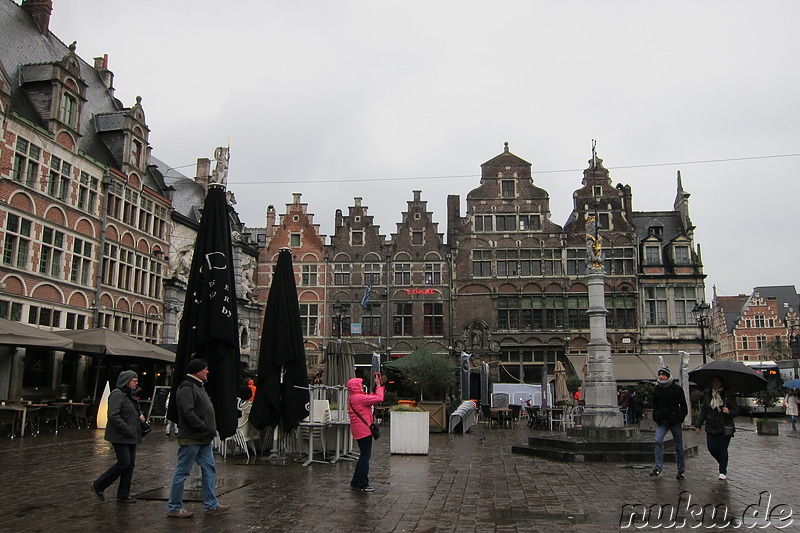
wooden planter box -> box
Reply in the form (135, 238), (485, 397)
(418, 401), (448, 432)
(390, 411), (429, 455)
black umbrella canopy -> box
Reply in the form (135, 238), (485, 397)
(250, 249), (310, 432)
(167, 185), (242, 440)
(688, 359), (768, 395)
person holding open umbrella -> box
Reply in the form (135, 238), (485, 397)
(694, 375), (739, 480)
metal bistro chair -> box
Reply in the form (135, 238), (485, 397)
(38, 406), (61, 433)
(491, 392), (510, 409)
(480, 404), (500, 428)
(71, 404), (90, 428)
(507, 404), (521, 428)
(0, 409), (18, 438)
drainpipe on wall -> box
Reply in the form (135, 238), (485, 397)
(92, 170), (112, 327)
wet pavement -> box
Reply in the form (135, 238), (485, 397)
(0, 415), (798, 532)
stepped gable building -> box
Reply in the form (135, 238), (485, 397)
(709, 285), (799, 362)
(385, 190), (450, 359)
(325, 196), (389, 366)
(256, 193), (326, 365)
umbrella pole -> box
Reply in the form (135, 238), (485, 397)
(92, 363), (102, 401)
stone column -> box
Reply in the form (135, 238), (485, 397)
(580, 270), (624, 428)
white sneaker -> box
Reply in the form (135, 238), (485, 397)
(718, 474), (727, 480)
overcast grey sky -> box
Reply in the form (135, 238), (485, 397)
(48, 1), (800, 299)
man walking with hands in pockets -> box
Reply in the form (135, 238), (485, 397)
(167, 358), (230, 518)
(650, 366), (688, 480)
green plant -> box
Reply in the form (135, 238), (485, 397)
(383, 390), (398, 406)
(566, 375), (582, 395)
(390, 349), (458, 402)
(753, 388), (782, 416)
(635, 382), (655, 409)
(389, 404), (425, 412)
(690, 389), (705, 413)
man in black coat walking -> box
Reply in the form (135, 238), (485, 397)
(166, 359), (231, 518)
(650, 366), (688, 480)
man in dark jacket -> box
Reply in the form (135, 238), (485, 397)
(166, 359), (230, 518)
(650, 366), (688, 480)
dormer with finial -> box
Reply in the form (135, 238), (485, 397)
(95, 94), (151, 175)
(19, 39), (88, 149)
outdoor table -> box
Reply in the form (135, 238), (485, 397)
(490, 407), (512, 428)
(53, 402), (86, 428)
(328, 420), (356, 463)
(0, 404), (26, 437)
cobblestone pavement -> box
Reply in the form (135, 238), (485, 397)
(0, 415), (798, 532)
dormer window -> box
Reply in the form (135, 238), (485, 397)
(648, 225), (663, 238)
(645, 245), (661, 265)
(674, 245), (690, 265)
(61, 93), (77, 127)
(130, 140), (142, 167)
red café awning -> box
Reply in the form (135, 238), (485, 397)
(390, 352), (410, 358)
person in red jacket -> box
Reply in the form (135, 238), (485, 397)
(347, 374), (384, 492)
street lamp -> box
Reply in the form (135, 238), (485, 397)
(692, 301), (711, 364)
(789, 321), (799, 379)
(332, 302), (346, 340)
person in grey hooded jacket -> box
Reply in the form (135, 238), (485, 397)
(91, 370), (144, 503)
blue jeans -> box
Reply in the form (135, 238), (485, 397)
(94, 443), (136, 499)
(706, 433), (732, 475)
(168, 444), (219, 511)
(351, 436), (373, 489)
(654, 423), (685, 472)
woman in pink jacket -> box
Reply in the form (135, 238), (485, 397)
(347, 374), (384, 492)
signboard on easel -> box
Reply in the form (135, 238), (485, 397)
(147, 386), (171, 421)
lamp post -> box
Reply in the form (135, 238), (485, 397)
(692, 301), (711, 365)
(789, 322), (799, 379)
(332, 302), (345, 340)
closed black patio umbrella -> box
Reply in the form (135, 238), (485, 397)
(250, 249), (310, 432)
(167, 177), (242, 440)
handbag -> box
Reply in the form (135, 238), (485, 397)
(350, 402), (381, 440)
(140, 419), (152, 436)
(723, 425), (734, 437)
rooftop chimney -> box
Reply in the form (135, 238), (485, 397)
(195, 158), (210, 192)
(93, 55), (115, 97)
(21, 0), (53, 36)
